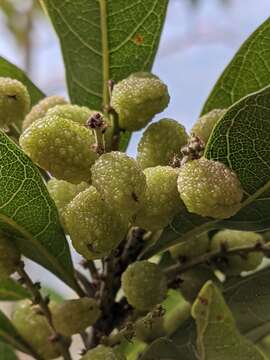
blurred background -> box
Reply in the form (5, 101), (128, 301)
(1, 1), (270, 358)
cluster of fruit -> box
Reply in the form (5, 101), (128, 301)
(0, 73), (265, 359)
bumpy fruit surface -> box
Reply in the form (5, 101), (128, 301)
(52, 298), (100, 336)
(111, 72), (170, 131)
(20, 115), (97, 183)
(121, 261), (167, 310)
(47, 104), (95, 125)
(47, 178), (88, 227)
(0, 235), (20, 278)
(12, 300), (61, 359)
(81, 345), (125, 360)
(65, 186), (128, 259)
(191, 109), (226, 144)
(211, 230), (264, 276)
(0, 77), (30, 127)
(177, 158), (243, 219)
(92, 152), (146, 217)
(134, 166), (182, 231)
(169, 233), (209, 260)
(22, 95), (67, 130)
(137, 119), (188, 169)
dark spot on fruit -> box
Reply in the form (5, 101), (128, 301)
(132, 192), (139, 202)
(216, 315), (223, 321)
(198, 296), (208, 306)
(133, 34), (144, 45)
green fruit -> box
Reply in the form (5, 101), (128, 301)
(191, 109), (226, 144)
(47, 104), (96, 125)
(65, 186), (128, 259)
(211, 230), (264, 276)
(135, 312), (165, 342)
(92, 152), (146, 217)
(47, 178), (89, 228)
(81, 345), (125, 360)
(52, 298), (100, 336)
(0, 77), (30, 127)
(0, 235), (20, 278)
(22, 95), (67, 130)
(12, 300), (62, 359)
(111, 72), (170, 131)
(134, 166), (182, 231)
(137, 119), (188, 169)
(169, 233), (209, 260)
(177, 158), (243, 219)
(20, 115), (98, 183)
(180, 265), (218, 303)
(121, 261), (167, 311)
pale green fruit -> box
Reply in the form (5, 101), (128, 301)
(64, 186), (128, 259)
(20, 115), (97, 183)
(180, 265), (218, 303)
(0, 77), (30, 127)
(22, 95), (67, 130)
(121, 261), (167, 311)
(111, 72), (170, 131)
(169, 233), (209, 260)
(12, 300), (62, 359)
(52, 298), (100, 336)
(211, 230), (264, 276)
(134, 166), (182, 231)
(92, 152), (146, 217)
(0, 235), (20, 278)
(81, 345), (125, 360)
(177, 158), (243, 219)
(47, 178), (89, 228)
(191, 109), (226, 143)
(137, 119), (188, 169)
(47, 104), (96, 125)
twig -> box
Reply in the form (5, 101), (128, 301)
(164, 241), (270, 277)
(16, 261), (72, 360)
(75, 270), (96, 297)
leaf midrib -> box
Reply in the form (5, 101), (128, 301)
(99, 0), (110, 108)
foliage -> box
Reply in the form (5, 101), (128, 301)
(0, 2), (270, 360)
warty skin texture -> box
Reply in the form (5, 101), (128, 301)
(121, 261), (167, 311)
(177, 158), (243, 219)
(80, 345), (126, 360)
(20, 114), (98, 184)
(111, 72), (170, 131)
(64, 186), (128, 260)
(137, 118), (188, 169)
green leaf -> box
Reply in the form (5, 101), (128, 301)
(41, 0), (168, 110)
(170, 319), (198, 360)
(201, 17), (270, 115)
(192, 281), (265, 360)
(142, 85), (270, 259)
(0, 309), (37, 357)
(0, 279), (30, 301)
(140, 338), (181, 360)
(0, 57), (44, 106)
(0, 341), (18, 360)
(0, 130), (79, 292)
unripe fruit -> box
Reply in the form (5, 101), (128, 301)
(0, 235), (20, 278)
(191, 109), (226, 144)
(135, 311), (165, 342)
(64, 186), (128, 259)
(47, 104), (96, 125)
(0, 77), (30, 127)
(92, 152), (146, 217)
(211, 230), (264, 276)
(121, 261), (167, 311)
(180, 265), (218, 303)
(111, 72), (170, 131)
(52, 298), (100, 336)
(169, 234), (209, 260)
(22, 95), (67, 130)
(137, 119), (188, 169)
(80, 345), (125, 360)
(12, 300), (62, 359)
(134, 166), (182, 231)
(177, 158), (243, 219)
(20, 115), (98, 183)
(47, 178), (89, 227)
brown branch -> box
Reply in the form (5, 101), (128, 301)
(16, 261), (72, 360)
